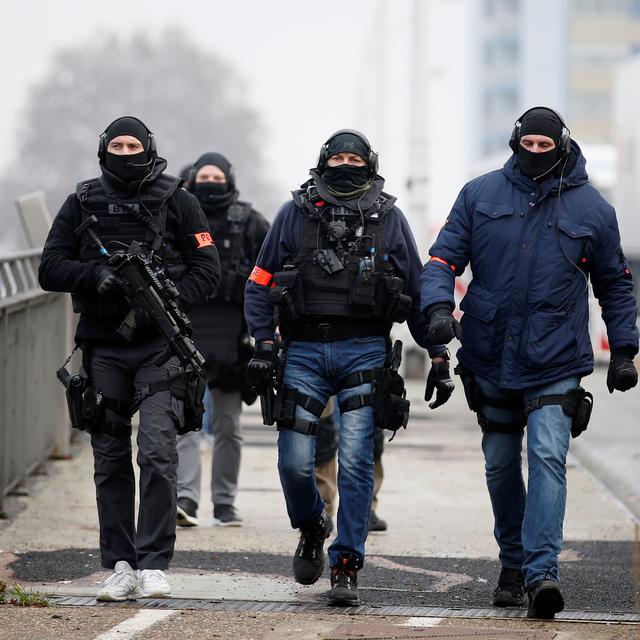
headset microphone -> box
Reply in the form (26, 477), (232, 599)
(126, 157), (155, 167)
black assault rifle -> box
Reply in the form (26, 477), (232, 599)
(74, 215), (205, 373)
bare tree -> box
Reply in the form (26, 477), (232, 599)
(1, 28), (277, 251)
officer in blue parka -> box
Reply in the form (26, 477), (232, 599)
(420, 107), (638, 619)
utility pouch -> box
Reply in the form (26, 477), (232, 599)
(562, 387), (593, 439)
(523, 386), (593, 439)
(268, 269), (303, 320)
(377, 276), (411, 323)
(170, 370), (206, 435)
(350, 258), (376, 307)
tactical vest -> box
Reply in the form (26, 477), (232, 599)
(72, 174), (181, 316)
(189, 202), (254, 360)
(207, 201), (254, 305)
(269, 188), (412, 337)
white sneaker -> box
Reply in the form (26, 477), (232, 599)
(139, 569), (171, 598)
(96, 561), (143, 601)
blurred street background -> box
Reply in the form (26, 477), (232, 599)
(1, 1), (639, 638)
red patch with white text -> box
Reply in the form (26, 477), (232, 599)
(194, 232), (214, 248)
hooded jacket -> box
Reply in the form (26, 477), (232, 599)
(420, 141), (639, 389)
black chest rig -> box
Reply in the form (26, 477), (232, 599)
(207, 201), (254, 305)
(73, 174), (182, 315)
(76, 174), (181, 258)
(269, 187), (412, 339)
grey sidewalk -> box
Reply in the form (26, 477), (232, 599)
(0, 363), (638, 638)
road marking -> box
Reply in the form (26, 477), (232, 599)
(93, 609), (176, 639)
(402, 617), (443, 627)
(368, 556), (474, 592)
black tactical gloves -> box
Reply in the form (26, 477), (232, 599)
(427, 303), (462, 345)
(247, 341), (277, 393)
(425, 351), (455, 409)
(606, 351), (638, 393)
(94, 265), (122, 296)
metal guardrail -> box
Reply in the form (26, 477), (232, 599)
(0, 248), (42, 300)
(1, 248), (72, 510)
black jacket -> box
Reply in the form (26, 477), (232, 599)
(39, 160), (220, 344)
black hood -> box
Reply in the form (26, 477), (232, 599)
(99, 156), (168, 196)
(307, 168), (387, 211)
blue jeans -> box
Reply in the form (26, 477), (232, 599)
(277, 336), (387, 567)
(478, 375), (580, 587)
(202, 387), (214, 435)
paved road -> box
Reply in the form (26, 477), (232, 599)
(0, 358), (638, 638)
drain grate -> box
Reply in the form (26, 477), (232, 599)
(51, 596), (640, 625)
(323, 624), (557, 639)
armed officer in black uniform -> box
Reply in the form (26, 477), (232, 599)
(39, 116), (219, 601)
(245, 130), (453, 606)
(176, 152), (269, 527)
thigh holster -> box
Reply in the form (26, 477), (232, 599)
(134, 370), (206, 435)
(454, 364), (525, 433)
(523, 386), (593, 439)
(274, 385), (325, 436)
(336, 361), (410, 439)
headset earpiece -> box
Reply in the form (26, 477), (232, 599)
(509, 106), (571, 157)
(317, 129), (379, 177)
(97, 116), (156, 162)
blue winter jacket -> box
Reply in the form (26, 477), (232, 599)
(420, 142), (639, 389)
(245, 196), (437, 352)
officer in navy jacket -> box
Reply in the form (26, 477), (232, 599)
(245, 130), (453, 606)
(420, 107), (638, 619)
(39, 117), (219, 601)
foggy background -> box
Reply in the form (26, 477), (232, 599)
(1, 0), (640, 276)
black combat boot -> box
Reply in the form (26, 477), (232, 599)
(492, 567), (525, 607)
(328, 554), (360, 606)
(526, 580), (564, 619)
(292, 511), (333, 585)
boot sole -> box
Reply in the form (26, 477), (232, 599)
(493, 589), (525, 607)
(328, 592), (360, 607)
(527, 586), (564, 619)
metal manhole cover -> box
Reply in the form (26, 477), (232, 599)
(323, 624), (557, 640)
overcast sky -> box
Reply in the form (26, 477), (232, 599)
(0, 0), (411, 203)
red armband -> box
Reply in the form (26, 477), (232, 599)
(249, 266), (273, 286)
(429, 256), (456, 272)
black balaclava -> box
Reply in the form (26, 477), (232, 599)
(102, 116), (154, 183)
(320, 132), (373, 198)
(191, 152), (236, 215)
(516, 108), (566, 181)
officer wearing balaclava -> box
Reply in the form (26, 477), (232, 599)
(421, 106), (638, 618)
(175, 151), (269, 530)
(244, 129), (453, 606)
(39, 116), (220, 602)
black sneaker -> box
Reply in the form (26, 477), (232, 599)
(176, 497), (199, 527)
(527, 580), (564, 619)
(492, 567), (525, 607)
(368, 511), (387, 532)
(328, 554), (360, 606)
(292, 511), (333, 585)
(213, 504), (243, 527)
